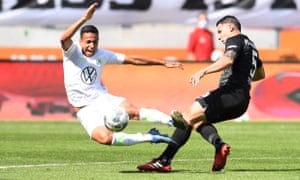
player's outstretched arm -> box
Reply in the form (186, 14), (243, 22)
(189, 53), (233, 87)
(60, 2), (99, 51)
(124, 55), (184, 69)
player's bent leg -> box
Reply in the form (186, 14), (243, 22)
(92, 126), (173, 146)
(120, 101), (173, 126)
(171, 101), (206, 130)
(183, 101), (207, 126)
(112, 128), (172, 145)
(91, 126), (114, 145)
(140, 108), (173, 126)
(138, 126), (193, 172)
(170, 110), (189, 130)
(120, 101), (140, 120)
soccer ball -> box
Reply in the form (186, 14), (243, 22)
(211, 49), (223, 62)
(104, 106), (129, 132)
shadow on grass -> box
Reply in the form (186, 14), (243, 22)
(229, 168), (300, 172)
(120, 168), (300, 174)
(119, 169), (212, 174)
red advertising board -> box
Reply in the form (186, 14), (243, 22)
(0, 61), (299, 121)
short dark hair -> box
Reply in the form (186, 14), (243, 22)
(80, 25), (99, 38)
(216, 15), (241, 31)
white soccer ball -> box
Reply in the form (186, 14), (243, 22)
(211, 49), (224, 62)
(104, 106), (129, 132)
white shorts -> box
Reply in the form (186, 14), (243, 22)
(76, 93), (126, 137)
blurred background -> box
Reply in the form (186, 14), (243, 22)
(0, 0), (299, 121)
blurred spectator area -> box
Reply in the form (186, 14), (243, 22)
(0, 24), (299, 62)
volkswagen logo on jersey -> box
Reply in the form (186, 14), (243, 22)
(81, 66), (97, 85)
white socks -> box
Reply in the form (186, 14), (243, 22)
(139, 108), (172, 125)
(111, 132), (153, 146)
(109, 108), (173, 146)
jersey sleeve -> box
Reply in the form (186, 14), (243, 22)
(62, 42), (126, 65)
(225, 36), (241, 53)
(62, 42), (80, 62)
(100, 50), (125, 64)
(114, 53), (126, 64)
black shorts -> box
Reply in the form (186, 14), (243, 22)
(196, 86), (250, 123)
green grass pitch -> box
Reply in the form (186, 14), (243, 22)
(0, 120), (299, 180)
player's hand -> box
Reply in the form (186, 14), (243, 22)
(189, 71), (205, 87)
(165, 62), (184, 70)
(83, 2), (99, 21)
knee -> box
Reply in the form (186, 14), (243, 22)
(183, 108), (206, 126)
(124, 107), (140, 120)
(91, 127), (113, 145)
(119, 102), (140, 120)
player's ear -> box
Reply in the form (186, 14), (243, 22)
(229, 24), (234, 32)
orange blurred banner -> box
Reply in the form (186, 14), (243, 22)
(0, 61), (299, 121)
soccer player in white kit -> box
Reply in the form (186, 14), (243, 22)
(60, 2), (183, 146)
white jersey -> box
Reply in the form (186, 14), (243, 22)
(62, 42), (125, 107)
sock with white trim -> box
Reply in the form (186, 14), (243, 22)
(139, 108), (172, 125)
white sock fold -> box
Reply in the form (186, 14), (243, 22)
(139, 108), (172, 125)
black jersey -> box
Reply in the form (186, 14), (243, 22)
(219, 34), (262, 91)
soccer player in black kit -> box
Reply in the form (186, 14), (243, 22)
(138, 15), (266, 172)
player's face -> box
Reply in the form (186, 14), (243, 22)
(80, 32), (99, 57)
(216, 23), (233, 44)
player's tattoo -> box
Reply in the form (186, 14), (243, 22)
(224, 50), (237, 59)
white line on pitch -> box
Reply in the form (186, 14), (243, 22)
(0, 157), (299, 169)
(0, 161), (133, 169)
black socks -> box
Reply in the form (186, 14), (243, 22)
(158, 126), (192, 165)
(196, 123), (224, 153)
(157, 123), (224, 166)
